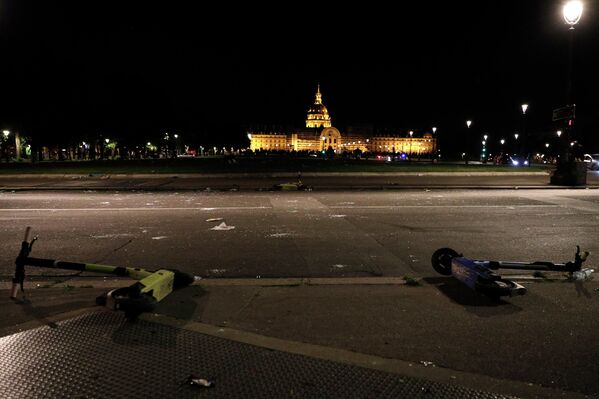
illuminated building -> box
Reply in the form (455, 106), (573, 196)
(248, 86), (436, 155)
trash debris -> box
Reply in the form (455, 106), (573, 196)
(185, 375), (214, 388)
(211, 222), (235, 231)
(573, 268), (594, 281)
(267, 233), (291, 238)
(206, 218), (224, 222)
(330, 215), (346, 218)
(151, 236), (168, 240)
(420, 361), (435, 367)
(332, 264), (347, 269)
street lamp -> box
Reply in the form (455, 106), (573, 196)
(514, 133), (519, 140)
(2, 130), (9, 139)
(563, 1), (583, 26)
(464, 121), (473, 164)
(557, 130), (562, 137)
(500, 139), (505, 146)
(432, 127), (437, 157)
(550, 1), (585, 186)
(563, 0), (582, 114)
(521, 104), (529, 114)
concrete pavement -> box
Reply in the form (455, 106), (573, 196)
(1, 276), (597, 398)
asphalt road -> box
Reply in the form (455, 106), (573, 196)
(1, 189), (598, 279)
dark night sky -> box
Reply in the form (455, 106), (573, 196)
(0, 1), (598, 152)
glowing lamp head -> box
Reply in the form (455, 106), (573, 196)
(466, 120), (472, 128)
(514, 133), (519, 140)
(2, 130), (9, 138)
(432, 127), (437, 133)
(557, 130), (562, 137)
(563, 1), (583, 25)
(521, 104), (529, 114)
(500, 139), (505, 145)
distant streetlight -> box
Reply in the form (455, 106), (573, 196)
(105, 138), (110, 143)
(147, 142), (151, 146)
(557, 130), (562, 137)
(514, 133), (519, 140)
(483, 134), (488, 141)
(432, 127), (437, 134)
(2, 130), (9, 138)
(482, 141), (486, 146)
(545, 143), (550, 148)
(500, 139), (505, 145)
(174, 134), (178, 139)
(521, 104), (529, 114)
(466, 120), (472, 128)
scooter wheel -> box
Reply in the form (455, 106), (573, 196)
(431, 248), (459, 276)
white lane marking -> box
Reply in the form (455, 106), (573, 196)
(152, 236), (168, 240)
(267, 233), (292, 238)
(0, 206), (272, 212)
(91, 233), (135, 239)
(329, 205), (560, 209)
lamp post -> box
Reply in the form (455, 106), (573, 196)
(409, 130), (413, 158)
(564, 1), (582, 106)
(432, 126), (437, 161)
(465, 121), (472, 165)
(551, 1), (585, 185)
(520, 104), (528, 155)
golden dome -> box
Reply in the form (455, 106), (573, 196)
(306, 85), (331, 128)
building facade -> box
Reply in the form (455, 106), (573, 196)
(248, 86), (436, 155)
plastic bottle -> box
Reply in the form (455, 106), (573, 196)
(573, 268), (594, 281)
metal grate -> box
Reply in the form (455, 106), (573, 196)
(0, 312), (516, 398)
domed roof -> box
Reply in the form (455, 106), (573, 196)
(306, 85), (332, 128)
(307, 103), (329, 115)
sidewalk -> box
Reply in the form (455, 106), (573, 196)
(1, 276), (596, 398)
(1, 171), (597, 191)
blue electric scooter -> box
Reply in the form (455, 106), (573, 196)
(431, 246), (593, 299)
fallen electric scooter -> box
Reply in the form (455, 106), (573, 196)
(11, 227), (195, 319)
(431, 246), (594, 299)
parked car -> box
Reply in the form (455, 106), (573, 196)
(584, 154), (599, 170)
